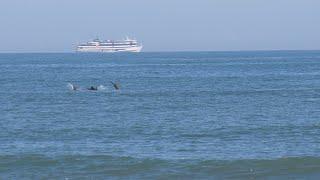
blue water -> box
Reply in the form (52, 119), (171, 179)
(1, 51), (320, 179)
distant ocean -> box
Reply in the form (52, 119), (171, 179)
(1, 51), (320, 179)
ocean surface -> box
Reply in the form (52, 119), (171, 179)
(1, 51), (320, 179)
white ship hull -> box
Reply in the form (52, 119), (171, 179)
(77, 37), (142, 53)
(77, 45), (142, 53)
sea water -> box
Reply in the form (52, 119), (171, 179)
(1, 51), (320, 179)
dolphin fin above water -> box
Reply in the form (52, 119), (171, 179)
(87, 86), (98, 91)
(110, 81), (120, 90)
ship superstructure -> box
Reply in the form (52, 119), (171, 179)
(77, 37), (142, 52)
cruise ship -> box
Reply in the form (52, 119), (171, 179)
(77, 37), (142, 52)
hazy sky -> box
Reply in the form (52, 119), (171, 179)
(0, 0), (319, 52)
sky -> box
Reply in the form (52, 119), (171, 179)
(0, 0), (319, 52)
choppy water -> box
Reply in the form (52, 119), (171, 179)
(1, 51), (320, 179)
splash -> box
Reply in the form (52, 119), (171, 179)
(67, 83), (79, 91)
(97, 85), (107, 91)
(67, 83), (75, 90)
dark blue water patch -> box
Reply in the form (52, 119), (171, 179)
(1, 155), (320, 179)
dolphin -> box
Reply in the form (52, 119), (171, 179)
(110, 81), (120, 90)
(88, 86), (98, 91)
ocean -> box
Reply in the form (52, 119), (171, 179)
(1, 51), (320, 179)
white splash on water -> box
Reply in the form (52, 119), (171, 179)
(67, 83), (75, 90)
(97, 85), (107, 91)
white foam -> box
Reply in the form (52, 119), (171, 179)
(67, 83), (75, 90)
(97, 85), (107, 91)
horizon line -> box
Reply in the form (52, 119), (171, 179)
(0, 49), (320, 54)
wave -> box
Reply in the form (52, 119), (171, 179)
(1, 155), (320, 178)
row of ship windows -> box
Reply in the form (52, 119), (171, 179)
(101, 43), (137, 45)
(79, 45), (134, 47)
(87, 43), (137, 45)
(80, 44), (138, 47)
